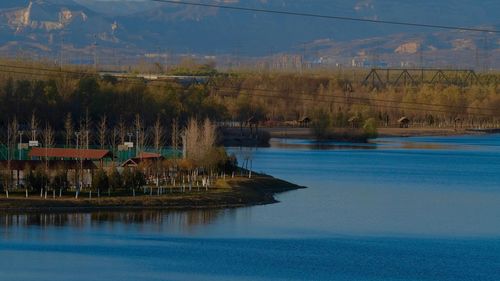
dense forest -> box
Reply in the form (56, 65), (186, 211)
(0, 61), (499, 146)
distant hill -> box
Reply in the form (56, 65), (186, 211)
(0, 0), (498, 68)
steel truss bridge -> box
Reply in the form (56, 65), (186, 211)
(362, 68), (498, 89)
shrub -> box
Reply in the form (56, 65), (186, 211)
(363, 118), (378, 138)
(108, 168), (123, 191)
(92, 169), (109, 193)
(311, 109), (332, 140)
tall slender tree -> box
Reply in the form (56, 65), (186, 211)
(153, 116), (165, 189)
(98, 115), (107, 149)
(134, 114), (145, 158)
(64, 113), (74, 147)
(117, 117), (126, 145)
(84, 109), (92, 149)
(5, 117), (19, 196)
(171, 118), (179, 158)
(42, 123), (55, 196)
(29, 111), (39, 142)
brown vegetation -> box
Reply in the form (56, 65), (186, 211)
(0, 61), (498, 143)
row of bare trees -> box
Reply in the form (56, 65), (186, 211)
(0, 114), (220, 166)
(0, 112), (182, 156)
(0, 116), (236, 198)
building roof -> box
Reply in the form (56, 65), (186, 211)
(121, 158), (140, 167)
(137, 152), (162, 159)
(299, 116), (311, 122)
(0, 160), (97, 170)
(120, 152), (164, 168)
(29, 148), (112, 160)
(398, 116), (410, 123)
(348, 116), (360, 122)
(247, 116), (257, 123)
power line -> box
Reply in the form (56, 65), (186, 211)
(0, 64), (181, 89)
(214, 85), (498, 113)
(150, 0), (500, 34)
(3, 63), (497, 113)
(218, 91), (497, 118)
(0, 64), (498, 117)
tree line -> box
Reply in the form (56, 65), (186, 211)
(0, 64), (499, 145)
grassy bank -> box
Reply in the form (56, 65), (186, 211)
(0, 173), (305, 213)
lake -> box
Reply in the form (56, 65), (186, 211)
(2, 134), (500, 280)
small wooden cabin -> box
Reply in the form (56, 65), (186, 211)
(298, 116), (311, 127)
(348, 116), (361, 128)
(398, 117), (410, 128)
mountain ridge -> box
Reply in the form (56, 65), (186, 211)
(0, 0), (498, 68)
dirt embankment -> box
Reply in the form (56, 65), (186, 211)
(0, 173), (305, 213)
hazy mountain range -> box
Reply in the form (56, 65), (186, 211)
(0, 0), (498, 68)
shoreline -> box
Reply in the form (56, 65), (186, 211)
(0, 173), (306, 213)
(377, 128), (488, 138)
(220, 127), (495, 147)
(261, 127), (490, 140)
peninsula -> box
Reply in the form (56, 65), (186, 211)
(0, 172), (305, 213)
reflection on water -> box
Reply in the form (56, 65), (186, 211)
(270, 138), (378, 150)
(2, 134), (500, 280)
(398, 142), (454, 150)
(271, 137), (460, 150)
(0, 209), (234, 235)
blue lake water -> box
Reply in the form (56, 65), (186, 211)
(2, 134), (500, 280)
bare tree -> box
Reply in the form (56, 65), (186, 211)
(42, 123), (55, 197)
(153, 116), (165, 153)
(201, 118), (217, 154)
(110, 127), (119, 167)
(98, 115), (107, 149)
(171, 118), (179, 158)
(55, 74), (78, 99)
(117, 117), (126, 144)
(153, 116), (165, 190)
(134, 114), (145, 158)
(5, 117), (19, 197)
(42, 124), (55, 149)
(64, 113), (73, 147)
(241, 147), (254, 178)
(84, 109), (92, 149)
(184, 118), (218, 164)
(29, 111), (39, 142)
(182, 118), (220, 190)
(200, 118), (218, 170)
(184, 118), (200, 162)
(9, 117), (19, 150)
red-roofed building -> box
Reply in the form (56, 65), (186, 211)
(137, 152), (162, 159)
(121, 152), (163, 168)
(29, 148), (112, 160)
